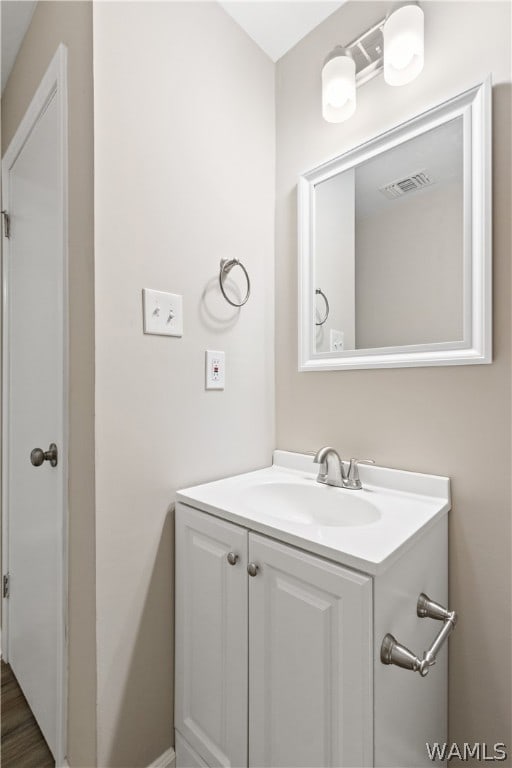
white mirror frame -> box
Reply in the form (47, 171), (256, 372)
(298, 79), (492, 371)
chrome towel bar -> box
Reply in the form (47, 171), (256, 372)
(381, 593), (457, 677)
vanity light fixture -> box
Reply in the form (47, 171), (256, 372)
(321, 1), (424, 123)
(322, 47), (356, 123)
(383, 2), (424, 85)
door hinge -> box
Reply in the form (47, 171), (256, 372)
(3, 573), (10, 598)
(1, 210), (11, 239)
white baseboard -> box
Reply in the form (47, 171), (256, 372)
(148, 746), (176, 768)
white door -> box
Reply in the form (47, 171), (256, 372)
(2, 46), (68, 762)
(175, 503), (248, 768)
(248, 534), (373, 768)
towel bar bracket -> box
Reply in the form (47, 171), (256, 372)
(381, 593), (457, 677)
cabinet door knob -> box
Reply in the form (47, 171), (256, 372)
(227, 552), (239, 566)
(247, 562), (259, 577)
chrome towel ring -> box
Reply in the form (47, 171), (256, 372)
(219, 258), (251, 308)
(315, 288), (330, 326)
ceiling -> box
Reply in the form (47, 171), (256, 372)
(219, 1), (345, 61)
(1, 0), (345, 94)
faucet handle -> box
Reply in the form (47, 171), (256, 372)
(345, 458), (375, 490)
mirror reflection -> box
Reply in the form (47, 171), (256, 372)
(313, 118), (464, 355)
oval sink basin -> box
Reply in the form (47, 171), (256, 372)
(244, 481), (381, 527)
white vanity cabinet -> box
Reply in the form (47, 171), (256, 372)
(174, 452), (450, 768)
(175, 503), (373, 768)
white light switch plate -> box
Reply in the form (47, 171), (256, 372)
(205, 350), (225, 390)
(142, 289), (183, 337)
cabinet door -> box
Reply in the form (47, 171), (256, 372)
(175, 504), (248, 768)
(248, 534), (373, 768)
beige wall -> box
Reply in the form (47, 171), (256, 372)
(93, 2), (275, 765)
(276, 0), (511, 757)
(1, 2), (96, 766)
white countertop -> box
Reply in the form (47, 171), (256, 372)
(176, 451), (451, 575)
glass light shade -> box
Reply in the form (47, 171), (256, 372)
(322, 50), (356, 123)
(383, 4), (424, 86)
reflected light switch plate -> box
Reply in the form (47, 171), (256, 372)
(143, 288), (183, 337)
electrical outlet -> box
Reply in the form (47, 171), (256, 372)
(330, 329), (344, 352)
(205, 350), (225, 390)
(143, 289), (183, 337)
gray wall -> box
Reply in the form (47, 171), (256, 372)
(276, 0), (511, 756)
(93, 3), (275, 765)
(3, 1), (510, 764)
(1, 3), (96, 766)
(355, 180), (463, 348)
(315, 170), (355, 353)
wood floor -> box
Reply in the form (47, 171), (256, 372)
(1, 660), (54, 768)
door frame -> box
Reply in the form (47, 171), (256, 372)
(1, 44), (69, 766)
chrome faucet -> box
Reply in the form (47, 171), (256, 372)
(313, 446), (346, 487)
(313, 447), (374, 490)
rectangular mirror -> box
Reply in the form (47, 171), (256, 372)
(298, 80), (491, 371)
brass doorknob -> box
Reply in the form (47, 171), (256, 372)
(30, 443), (58, 468)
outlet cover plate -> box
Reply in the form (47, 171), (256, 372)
(205, 350), (225, 390)
(143, 288), (183, 337)
(330, 329), (345, 352)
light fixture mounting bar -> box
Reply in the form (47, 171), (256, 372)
(344, 18), (386, 87)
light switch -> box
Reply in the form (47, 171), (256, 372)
(205, 350), (225, 390)
(142, 289), (183, 337)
